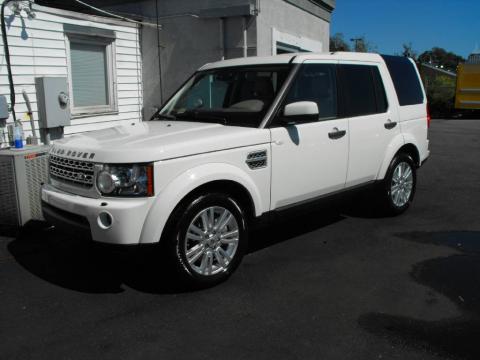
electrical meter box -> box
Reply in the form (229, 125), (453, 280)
(0, 95), (8, 121)
(35, 77), (71, 128)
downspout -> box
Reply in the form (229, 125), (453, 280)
(155, 0), (164, 104)
(220, 17), (225, 60)
(242, 2), (260, 58)
(242, 16), (248, 58)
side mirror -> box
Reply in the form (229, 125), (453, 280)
(282, 101), (319, 124)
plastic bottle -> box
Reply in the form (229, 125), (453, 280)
(14, 121), (23, 149)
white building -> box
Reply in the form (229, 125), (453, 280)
(0, 1), (143, 140)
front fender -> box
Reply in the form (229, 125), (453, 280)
(139, 163), (264, 244)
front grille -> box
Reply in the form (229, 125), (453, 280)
(49, 155), (95, 188)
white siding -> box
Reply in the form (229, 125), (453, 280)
(0, 2), (143, 139)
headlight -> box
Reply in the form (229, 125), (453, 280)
(96, 163), (154, 197)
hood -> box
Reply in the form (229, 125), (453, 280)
(51, 121), (270, 163)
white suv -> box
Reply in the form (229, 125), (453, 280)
(42, 52), (430, 287)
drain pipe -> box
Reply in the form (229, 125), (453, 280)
(242, 16), (248, 57)
(220, 17), (225, 60)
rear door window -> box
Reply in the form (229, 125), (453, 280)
(381, 55), (424, 106)
(339, 64), (378, 117)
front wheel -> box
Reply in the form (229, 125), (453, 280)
(378, 153), (417, 215)
(164, 193), (248, 288)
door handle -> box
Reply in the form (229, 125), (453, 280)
(384, 120), (397, 130)
(328, 127), (347, 140)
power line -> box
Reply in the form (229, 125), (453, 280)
(72, 0), (160, 28)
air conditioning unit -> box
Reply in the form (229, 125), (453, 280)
(0, 145), (50, 231)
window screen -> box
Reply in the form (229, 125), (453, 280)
(70, 42), (109, 107)
(284, 63), (337, 120)
(381, 55), (424, 106)
(339, 64), (377, 117)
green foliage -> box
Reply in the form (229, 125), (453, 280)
(425, 75), (456, 117)
(415, 46), (464, 117)
(418, 47), (465, 72)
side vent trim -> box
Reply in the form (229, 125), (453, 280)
(246, 150), (267, 170)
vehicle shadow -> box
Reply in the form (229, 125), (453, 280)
(7, 223), (188, 294)
(358, 231), (480, 360)
(7, 203), (347, 295)
(339, 187), (395, 219)
(249, 202), (345, 253)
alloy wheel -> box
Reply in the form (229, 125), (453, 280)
(390, 161), (414, 207)
(184, 206), (239, 276)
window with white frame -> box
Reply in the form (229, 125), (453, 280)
(271, 28), (323, 55)
(65, 26), (117, 116)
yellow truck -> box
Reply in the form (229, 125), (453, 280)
(455, 63), (480, 109)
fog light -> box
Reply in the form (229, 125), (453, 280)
(97, 211), (113, 229)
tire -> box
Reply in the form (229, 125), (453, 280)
(163, 192), (248, 288)
(378, 153), (417, 216)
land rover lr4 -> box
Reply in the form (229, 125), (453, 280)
(42, 52), (430, 287)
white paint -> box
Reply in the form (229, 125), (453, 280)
(0, 1), (142, 140)
(41, 52), (430, 246)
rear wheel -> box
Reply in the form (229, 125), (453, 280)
(164, 193), (248, 288)
(379, 153), (417, 215)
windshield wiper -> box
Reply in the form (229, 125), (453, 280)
(151, 113), (176, 121)
(176, 111), (227, 125)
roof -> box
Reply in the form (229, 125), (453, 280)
(35, 0), (134, 17)
(199, 52), (384, 70)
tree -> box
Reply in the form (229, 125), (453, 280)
(330, 33), (350, 52)
(402, 42), (417, 60)
(418, 47), (464, 72)
(424, 74), (456, 117)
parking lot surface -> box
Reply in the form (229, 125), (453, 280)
(1, 119), (479, 360)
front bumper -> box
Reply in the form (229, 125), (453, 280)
(41, 184), (155, 245)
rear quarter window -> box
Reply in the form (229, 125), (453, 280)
(381, 55), (424, 106)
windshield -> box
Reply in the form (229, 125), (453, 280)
(154, 65), (292, 127)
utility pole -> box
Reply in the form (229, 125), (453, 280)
(350, 37), (362, 52)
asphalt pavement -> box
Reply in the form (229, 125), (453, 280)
(1, 119), (480, 360)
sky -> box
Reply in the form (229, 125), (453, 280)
(331, 0), (480, 58)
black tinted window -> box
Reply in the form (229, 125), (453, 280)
(372, 66), (388, 113)
(284, 63), (337, 121)
(381, 55), (424, 106)
(339, 64), (377, 117)
(158, 65), (291, 127)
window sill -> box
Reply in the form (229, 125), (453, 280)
(71, 110), (119, 119)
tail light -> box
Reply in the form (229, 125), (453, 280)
(426, 103), (431, 128)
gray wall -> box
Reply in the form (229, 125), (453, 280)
(256, 0), (330, 56)
(134, 1), (258, 119)
(99, 0), (332, 119)
(142, 17), (257, 119)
